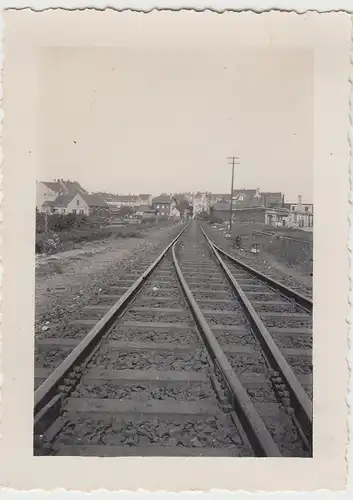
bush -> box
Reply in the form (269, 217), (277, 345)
(36, 231), (60, 254)
(36, 212), (92, 233)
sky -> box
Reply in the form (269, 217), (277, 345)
(37, 47), (313, 203)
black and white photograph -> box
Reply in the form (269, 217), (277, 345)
(1, 7), (350, 491)
(33, 41), (314, 459)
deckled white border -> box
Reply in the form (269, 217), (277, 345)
(0, 2), (351, 499)
(0, 1), (352, 13)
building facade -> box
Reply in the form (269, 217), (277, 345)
(43, 192), (108, 216)
(152, 195), (177, 217)
(211, 193), (231, 205)
(192, 192), (212, 218)
(210, 203), (266, 224)
(265, 207), (313, 228)
(111, 195), (141, 208)
(36, 179), (88, 212)
(138, 194), (153, 206)
(261, 192), (284, 208)
(284, 195), (313, 214)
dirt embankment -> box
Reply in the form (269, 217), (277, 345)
(35, 222), (183, 335)
(36, 219), (175, 255)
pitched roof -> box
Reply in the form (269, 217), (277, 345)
(212, 194), (231, 202)
(139, 194), (151, 199)
(42, 181), (62, 194)
(52, 194), (77, 207)
(213, 197), (230, 204)
(81, 194), (109, 208)
(152, 195), (172, 204)
(42, 180), (88, 195)
(115, 195), (140, 202)
(64, 181), (88, 195)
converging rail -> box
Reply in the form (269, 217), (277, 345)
(199, 225), (313, 450)
(34, 221), (312, 457)
(34, 224), (189, 416)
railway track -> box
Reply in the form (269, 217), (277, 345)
(34, 221), (312, 457)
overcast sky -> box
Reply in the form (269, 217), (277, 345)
(37, 47), (313, 203)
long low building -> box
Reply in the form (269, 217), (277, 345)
(211, 203), (313, 229)
(210, 204), (267, 224)
(265, 207), (313, 229)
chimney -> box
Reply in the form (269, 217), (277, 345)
(298, 194), (302, 206)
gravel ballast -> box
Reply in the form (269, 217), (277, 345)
(87, 348), (209, 372)
(53, 414), (250, 452)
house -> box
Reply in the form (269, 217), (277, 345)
(82, 194), (110, 216)
(192, 192), (212, 218)
(152, 195), (177, 217)
(265, 208), (290, 227)
(233, 188), (261, 200)
(36, 179), (88, 212)
(211, 193), (231, 205)
(233, 188), (261, 205)
(261, 192), (284, 208)
(284, 195), (313, 214)
(138, 194), (153, 205)
(43, 192), (108, 216)
(36, 181), (63, 212)
(170, 205), (181, 219)
(135, 205), (154, 217)
(231, 189), (264, 209)
(112, 195), (141, 208)
(210, 203), (266, 224)
(265, 204), (313, 229)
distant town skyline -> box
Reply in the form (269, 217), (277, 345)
(35, 178), (310, 204)
(36, 47), (313, 203)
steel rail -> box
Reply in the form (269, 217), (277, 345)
(34, 222), (189, 416)
(200, 226), (313, 313)
(171, 241), (282, 457)
(201, 229), (313, 448)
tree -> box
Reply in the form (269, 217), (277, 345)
(175, 199), (191, 216)
(117, 206), (134, 218)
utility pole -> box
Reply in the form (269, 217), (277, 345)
(44, 211), (48, 234)
(227, 156), (240, 234)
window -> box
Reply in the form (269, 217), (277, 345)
(161, 212), (165, 216)
(79, 209), (84, 214)
(72, 209), (77, 214)
(76, 199), (79, 206)
(161, 205), (164, 209)
(305, 206), (309, 212)
(157, 205), (160, 209)
(291, 206), (295, 211)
